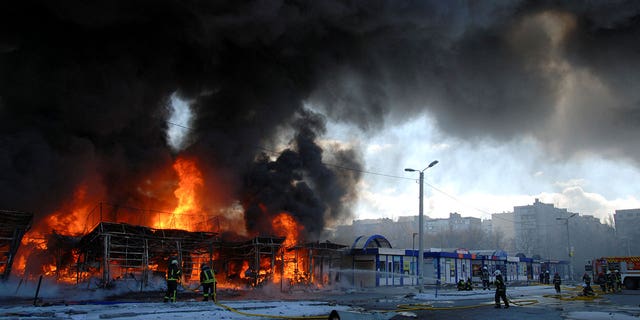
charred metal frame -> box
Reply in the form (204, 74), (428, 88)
(215, 236), (285, 288)
(77, 222), (218, 287)
(288, 241), (347, 291)
(0, 210), (33, 281)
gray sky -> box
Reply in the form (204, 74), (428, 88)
(324, 113), (640, 222)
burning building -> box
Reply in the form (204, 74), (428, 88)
(2, 0), (372, 292)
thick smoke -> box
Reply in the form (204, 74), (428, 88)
(1, 1), (640, 239)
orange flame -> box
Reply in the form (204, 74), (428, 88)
(271, 212), (304, 284)
(155, 157), (204, 230)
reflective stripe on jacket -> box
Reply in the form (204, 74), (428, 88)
(167, 264), (182, 281)
(201, 268), (216, 284)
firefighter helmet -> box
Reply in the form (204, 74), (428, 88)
(494, 270), (501, 276)
(171, 259), (178, 265)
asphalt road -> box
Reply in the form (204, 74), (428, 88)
(303, 285), (640, 320)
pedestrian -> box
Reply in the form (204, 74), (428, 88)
(482, 267), (490, 290)
(553, 272), (561, 293)
(494, 270), (509, 309)
(200, 263), (217, 302)
(164, 259), (182, 302)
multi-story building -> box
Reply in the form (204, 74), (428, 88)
(513, 198), (576, 260)
(491, 212), (516, 251)
(614, 208), (640, 256)
(425, 212), (481, 232)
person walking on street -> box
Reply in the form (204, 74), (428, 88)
(164, 259), (182, 302)
(494, 270), (509, 309)
(553, 272), (561, 294)
(200, 264), (217, 302)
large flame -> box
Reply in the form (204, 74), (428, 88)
(271, 212), (305, 285)
(155, 157), (204, 230)
(13, 157), (318, 290)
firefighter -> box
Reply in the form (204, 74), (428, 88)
(606, 270), (615, 292)
(481, 266), (490, 290)
(582, 272), (594, 296)
(553, 272), (561, 294)
(200, 264), (217, 302)
(614, 270), (622, 292)
(544, 270), (550, 284)
(597, 272), (607, 292)
(465, 277), (473, 291)
(494, 270), (509, 309)
(457, 278), (466, 291)
(164, 259), (182, 302)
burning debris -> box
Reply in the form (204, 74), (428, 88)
(0, 210), (33, 280)
(10, 219), (345, 294)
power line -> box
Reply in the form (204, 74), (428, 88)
(165, 121), (496, 216)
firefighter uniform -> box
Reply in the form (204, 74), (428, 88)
(494, 270), (509, 309)
(200, 264), (217, 302)
(481, 267), (490, 290)
(164, 259), (182, 302)
(614, 270), (622, 292)
(606, 270), (615, 292)
(553, 272), (561, 293)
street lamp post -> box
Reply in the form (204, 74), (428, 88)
(405, 160), (439, 292)
(556, 213), (577, 281)
(412, 232), (417, 285)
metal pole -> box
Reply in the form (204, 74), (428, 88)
(565, 220), (573, 281)
(412, 233), (417, 286)
(33, 274), (43, 306)
(418, 171), (424, 292)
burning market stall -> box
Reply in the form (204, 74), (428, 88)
(0, 209), (33, 281)
(76, 221), (218, 288)
(287, 241), (347, 291)
(215, 236), (286, 289)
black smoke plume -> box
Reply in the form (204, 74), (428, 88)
(1, 0), (640, 239)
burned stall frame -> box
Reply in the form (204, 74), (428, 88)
(0, 210), (33, 281)
(77, 222), (218, 288)
(287, 241), (347, 291)
(215, 236), (285, 288)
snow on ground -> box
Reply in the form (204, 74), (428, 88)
(0, 300), (353, 320)
(413, 283), (558, 301)
(1, 284), (637, 320)
(564, 312), (639, 320)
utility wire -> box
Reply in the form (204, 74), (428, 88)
(165, 121), (499, 216)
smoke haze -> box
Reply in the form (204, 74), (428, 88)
(1, 0), (639, 238)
